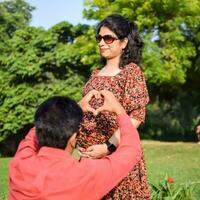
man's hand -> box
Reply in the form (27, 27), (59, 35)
(78, 144), (109, 159)
(78, 90), (100, 114)
(79, 90), (125, 115)
(96, 90), (126, 115)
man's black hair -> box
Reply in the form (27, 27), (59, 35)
(34, 96), (83, 149)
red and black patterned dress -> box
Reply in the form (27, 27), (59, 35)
(77, 63), (151, 200)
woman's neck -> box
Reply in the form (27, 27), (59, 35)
(98, 61), (121, 76)
(105, 57), (120, 70)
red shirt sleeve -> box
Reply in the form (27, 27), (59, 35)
(80, 114), (142, 199)
(14, 127), (39, 158)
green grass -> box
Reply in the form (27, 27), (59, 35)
(0, 157), (10, 200)
(1, 141), (200, 199)
(143, 141), (200, 198)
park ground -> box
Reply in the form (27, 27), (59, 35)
(0, 140), (200, 199)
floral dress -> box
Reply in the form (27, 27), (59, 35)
(77, 63), (151, 200)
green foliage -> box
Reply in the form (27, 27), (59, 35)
(1, 0), (200, 155)
(140, 91), (200, 141)
(0, 0), (34, 50)
(144, 141), (200, 199)
(69, 27), (100, 70)
(50, 22), (99, 76)
(0, 19), (92, 154)
(151, 175), (199, 200)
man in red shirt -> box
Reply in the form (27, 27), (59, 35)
(8, 90), (142, 200)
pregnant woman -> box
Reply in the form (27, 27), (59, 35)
(77, 14), (151, 199)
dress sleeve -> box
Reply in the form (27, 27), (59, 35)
(121, 64), (149, 122)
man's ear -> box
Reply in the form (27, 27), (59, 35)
(66, 133), (77, 153)
(68, 133), (77, 148)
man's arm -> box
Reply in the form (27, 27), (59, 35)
(108, 117), (141, 146)
(14, 127), (39, 158)
(81, 117), (141, 158)
(81, 113), (141, 199)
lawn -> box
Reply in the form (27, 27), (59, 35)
(1, 141), (200, 199)
(0, 157), (10, 200)
(143, 141), (200, 198)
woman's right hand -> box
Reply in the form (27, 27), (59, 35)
(96, 90), (126, 115)
(78, 90), (100, 114)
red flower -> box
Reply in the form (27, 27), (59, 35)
(167, 177), (174, 183)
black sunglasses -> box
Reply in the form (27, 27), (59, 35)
(95, 34), (119, 44)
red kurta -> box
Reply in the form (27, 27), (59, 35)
(77, 63), (151, 199)
(8, 114), (142, 200)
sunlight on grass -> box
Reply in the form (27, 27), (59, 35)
(142, 141), (200, 198)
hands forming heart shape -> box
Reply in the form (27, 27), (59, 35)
(78, 89), (125, 116)
(79, 90), (103, 115)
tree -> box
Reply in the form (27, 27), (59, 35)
(0, 21), (93, 155)
(1, 0), (200, 155)
(0, 0), (34, 49)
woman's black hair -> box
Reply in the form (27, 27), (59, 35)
(96, 14), (143, 68)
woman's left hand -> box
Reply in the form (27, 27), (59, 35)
(79, 144), (109, 159)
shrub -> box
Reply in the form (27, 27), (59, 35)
(151, 175), (199, 200)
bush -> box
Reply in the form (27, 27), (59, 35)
(151, 175), (199, 200)
(140, 91), (200, 141)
